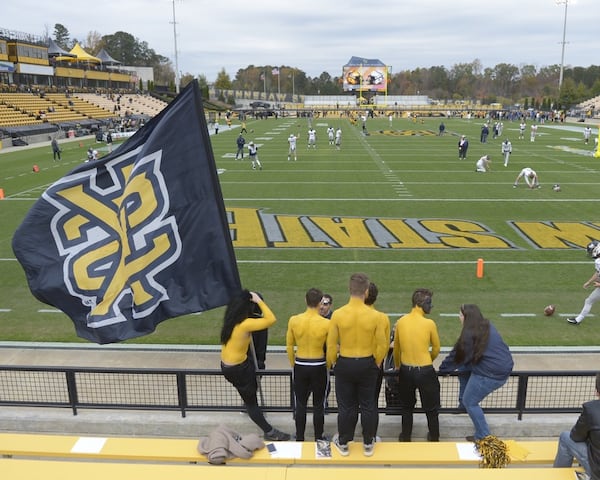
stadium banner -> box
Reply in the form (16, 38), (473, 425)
(12, 80), (242, 344)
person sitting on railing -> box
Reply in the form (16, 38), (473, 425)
(553, 372), (600, 480)
(438, 304), (514, 443)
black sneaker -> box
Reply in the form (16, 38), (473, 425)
(567, 318), (581, 325)
(264, 428), (290, 441)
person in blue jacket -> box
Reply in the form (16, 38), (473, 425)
(438, 304), (514, 441)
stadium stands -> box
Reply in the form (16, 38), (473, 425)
(0, 92), (116, 128)
(577, 94), (600, 116)
(46, 93), (113, 119)
(76, 93), (167, 117)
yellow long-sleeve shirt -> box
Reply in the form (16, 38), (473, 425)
(393, 306), (440, 368)
(326, 296), (388, 368)
(220, 300), (276, 366)
(285, 307), (329, 367)
(369, 305), (390, 365)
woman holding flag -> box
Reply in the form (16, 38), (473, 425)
(220, 290), (290, 441)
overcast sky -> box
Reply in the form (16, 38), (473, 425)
(3, 0), (597, 82)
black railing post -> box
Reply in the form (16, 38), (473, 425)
(515, 373), (529, 421)
(65, 370), (79, 416)
(176, 372), (188, 418)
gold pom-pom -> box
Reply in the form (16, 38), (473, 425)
(475, 435), (511, 469)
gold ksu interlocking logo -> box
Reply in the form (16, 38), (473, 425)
(43, 148), (182, 329)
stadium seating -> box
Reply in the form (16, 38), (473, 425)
(0, 93), (116, 127)
(76, 93), (167, 117)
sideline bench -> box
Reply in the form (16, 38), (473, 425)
(0, 458), (579, 480)
(0, 432), (559, 465)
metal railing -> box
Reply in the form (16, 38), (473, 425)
(0, 366), (595, 420)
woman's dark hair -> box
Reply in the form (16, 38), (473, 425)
(454, 304), (490, 365)
(220, 290), (254, 345)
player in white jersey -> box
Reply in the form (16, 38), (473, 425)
(308, 128), (317, 149)
(530, 124), (538, 142)
(335, 128), (342, 150)
(501, 139), (512, 167)
(568, 241), (600, 325)
(519, 121), (526, 139)
(288, 134), (298, 161)
(327, 126), (335, 145)
(513, 167), (539, 188)
(248, 142), (262, 170)
(584, 126), (592, 145)
(475, 155), (491, 172)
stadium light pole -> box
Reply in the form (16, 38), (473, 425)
(556, 0), (569, 90)
(171, 0), (180, 94)
(291, 69), (295, 99)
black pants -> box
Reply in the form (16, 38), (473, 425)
(397, 364), (440, 441)
(293, 359), (328, 441)
(334, 356), (379, 445)
(251, 329), (268, 369)
(221, 358), (272, 433)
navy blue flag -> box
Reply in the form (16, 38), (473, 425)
(12, 81), (241, 344)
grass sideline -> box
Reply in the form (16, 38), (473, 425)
(0, 114), (599, 347)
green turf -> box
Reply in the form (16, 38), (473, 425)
(1, 114), (599, 346)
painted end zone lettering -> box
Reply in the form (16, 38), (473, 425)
(228, 207), (517, 249)
(511, 221), (600, 249)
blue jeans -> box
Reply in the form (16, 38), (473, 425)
(460, 372), (507, 440)
(553, 431), (591, 475)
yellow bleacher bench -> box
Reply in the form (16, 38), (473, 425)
(0, 432), (559, 466)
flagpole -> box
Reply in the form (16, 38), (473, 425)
(263, 72), (266, 99)
(278, 67), (280, 96)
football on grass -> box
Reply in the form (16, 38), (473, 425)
(544, 305), (556, 316)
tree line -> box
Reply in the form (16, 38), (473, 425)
(208, 62), (600, 110)
(51, 24), (599, 108)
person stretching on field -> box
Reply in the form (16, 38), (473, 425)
(513, 167), (539, 189)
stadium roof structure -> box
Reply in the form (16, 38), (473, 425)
(47, 38), (76, 58)
(344, 56), (386, 67)
(96, 48), (122, 65)
(54, 42), (101, 64)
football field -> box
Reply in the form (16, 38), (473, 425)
(1, 112), (599, 346)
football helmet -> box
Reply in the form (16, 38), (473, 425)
(586, 240), (599, 256)
(346, 70), (361, 85)
(593, 244), (600, 259)
(367, 70), (385, 85)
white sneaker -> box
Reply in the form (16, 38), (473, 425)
(363, 442), (374, 457)
(332, 433), (349, 456)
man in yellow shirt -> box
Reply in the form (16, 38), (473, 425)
(327, 273), (388, 457)
(286, 288), (330, 441)
(393, 288), (441, 442)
